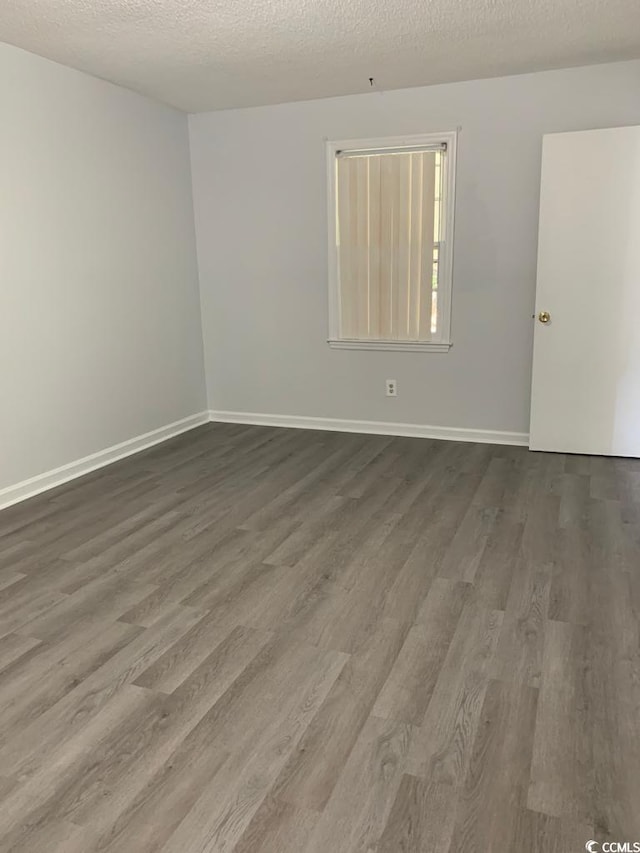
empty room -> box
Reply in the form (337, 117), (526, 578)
(1, 0), (640, 850)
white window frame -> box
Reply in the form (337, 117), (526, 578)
(326, 131), (457, 352)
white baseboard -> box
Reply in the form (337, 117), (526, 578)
(0, 412), (209, 511)
(209, 410), (529, 447)
(0, 408), (529, 512)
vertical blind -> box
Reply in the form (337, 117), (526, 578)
(335, 147), (444, 341)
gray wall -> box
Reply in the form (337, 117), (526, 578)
(0, 44), (206, 491)
(190, 59), (640, 435)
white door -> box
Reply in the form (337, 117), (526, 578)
(529, 125), (640, 457)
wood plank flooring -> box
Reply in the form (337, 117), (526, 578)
(0, 423), (639, 851)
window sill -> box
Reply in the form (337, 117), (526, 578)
(328, 339), (452, 353)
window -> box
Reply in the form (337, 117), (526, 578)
(327, 132), (456, 351)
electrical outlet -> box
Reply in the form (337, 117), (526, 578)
(385, 379), (397, 397)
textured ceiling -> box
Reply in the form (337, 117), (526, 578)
(2, 0), (640, 112)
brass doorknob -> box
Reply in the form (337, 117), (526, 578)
(538, 311), (551, 324)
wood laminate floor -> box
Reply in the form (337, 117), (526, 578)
(0, 423), (639, 852)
